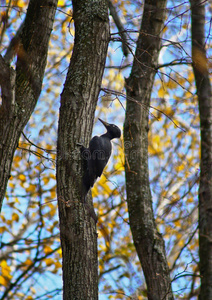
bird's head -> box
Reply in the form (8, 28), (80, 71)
(98, 118), (121, 140)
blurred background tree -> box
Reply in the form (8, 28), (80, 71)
(0, 0), (211, 299)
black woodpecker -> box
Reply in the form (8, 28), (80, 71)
(79, 118), (121, 203)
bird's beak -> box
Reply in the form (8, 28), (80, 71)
(98, 118), (110, 128)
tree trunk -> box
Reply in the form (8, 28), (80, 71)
(190, 1), (212, 299)
(0, 0), (58, 211)
(56, 1), (109, 299)
(124, 1), (174, 299)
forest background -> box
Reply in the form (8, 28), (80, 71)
(0, 0), (211, 299)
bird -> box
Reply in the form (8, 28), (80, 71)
(79, 118), (121, 203)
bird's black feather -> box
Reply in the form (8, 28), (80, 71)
(80, 119), (121, 203)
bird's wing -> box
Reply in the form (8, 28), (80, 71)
(89, 136), (109, 182)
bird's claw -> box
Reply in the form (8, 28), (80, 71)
(77, 142), (83, 147)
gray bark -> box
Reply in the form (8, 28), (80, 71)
(56, 0), (109, 299)
(190, 1), (212, 299)
(0, 0), (58, 211)
(124, 1), (174, 299)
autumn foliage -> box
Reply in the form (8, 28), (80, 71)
(0, 0), (211, 299)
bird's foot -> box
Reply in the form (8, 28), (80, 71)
(77, 142), (86, 154)
(76, 142), (83, 147)
(77, 137), (85, 147)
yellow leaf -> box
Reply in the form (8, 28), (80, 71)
(187, 197), (193, 203)
(167, 79), (177, 89)
(0, 276), (8, 286)
(43, 177), (50, 185)
(98, 178), (112, 195)
(15, 197), (20, 204)
(163, 26), (167, 33)
(158, 87), (166, 98)
(99, 264), (103, 272)
(30, 286), (36, 294)
(58, 0), (65, 6)
(0, 226), (8, 234)
(50, 190), (56, 198)
(24, 259), (33, 266)
(49, 207), (56, 217)
(14, 155), (22, 162)
(99, 244), (107, 251)
(114, 160), (124, 172)
(9, 182), (15, 188)
(190, 243), (196, 250)
(44, 245), (53, 255)
(35, 165), (42, 172)
(12, 213), (19, 222)
(17, 0), (27, 8)
(18, 174), (26, 181)
(16, 292), (25, 297)
(55, 261), (62, 268)
(175, 164), (185, 172)
(49, 173), (56, 180)
(113, 188), (119, 195)
(50, 153), (56, 160)
(178, 239), (184, 247)
(176, 233), (182, 239)
(45, 258), (54, 266)
(57, 248), (62, 257)
(26, 184), (37, 193)
(1, 260), (12, 280)
(91, 185), (98, 198)
(164, 107), (174, 116)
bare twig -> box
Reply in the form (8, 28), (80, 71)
(21, 132), (56, 153)
(101, 87), (186, 132)
(171, 225), (199, 272)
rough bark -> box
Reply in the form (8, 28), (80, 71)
(56, 1), (109, 299)
(124, 1), (174, 299)
(190, 1), (212, 299)
(0, 0), (58, 211)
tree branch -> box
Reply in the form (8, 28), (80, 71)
(4, 20), (25, 64)
(0, 0), (58, 211)
(56, 0), (110, 298)
(0, 54), (16, 114)
(124, 0), (174, 299)
(108, 0), (129, 56)
(190, 1), (212, 299)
